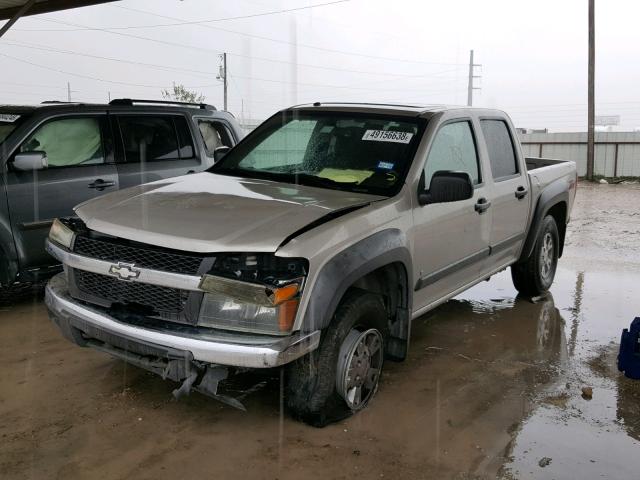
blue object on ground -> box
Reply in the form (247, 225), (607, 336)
(618, 317), (640, 380)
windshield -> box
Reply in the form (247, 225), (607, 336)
(212, 111), (425, 196)
(0, 113), (22, 145)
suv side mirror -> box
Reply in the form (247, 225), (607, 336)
(14, 151), (48, 171)
(418, 170), (473, 206)
(213, 146), (230, 162)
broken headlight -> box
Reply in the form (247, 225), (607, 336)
(198, 253), (307, 335)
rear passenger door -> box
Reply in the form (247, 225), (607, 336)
(114, 114), (201, 189)
(479, 118), (530, 266)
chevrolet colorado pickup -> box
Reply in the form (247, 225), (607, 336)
(0, 99), (242, 294)
(45, 103), (577, 426)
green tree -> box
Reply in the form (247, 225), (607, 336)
(161, 83), (206, 103)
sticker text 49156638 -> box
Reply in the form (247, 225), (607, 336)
(362, 129), (414, 144)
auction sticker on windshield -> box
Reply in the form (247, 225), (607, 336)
(362, 129), (413, 143)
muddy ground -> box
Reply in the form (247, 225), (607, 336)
(1, 182), (639, 480)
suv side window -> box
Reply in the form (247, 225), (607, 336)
(480, 119), (518, 179)
(198, 120), (233, 155)
(424, 120), (480, 188)
(118, 115), (194, 163)
(19, 117), (105, 167)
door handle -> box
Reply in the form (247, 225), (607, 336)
(186, 170), (195, 174)
(474, 197), (491, 214)
(515, 185), (528, 199)
(88, 179), (116, 190)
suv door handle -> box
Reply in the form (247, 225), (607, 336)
(474, 197), (491, 214)
(186, 170), (195, 174)
(88, 179), (116, 190)
(515, 185), (528, 199)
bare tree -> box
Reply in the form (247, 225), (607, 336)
(161, 83), (206, 103)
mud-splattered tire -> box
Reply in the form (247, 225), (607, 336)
(285, 290), (387, 427)
(511, 215), (559, 296)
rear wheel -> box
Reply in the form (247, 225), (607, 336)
(511, 215), (559, 296)
(285, 290), (387, 427)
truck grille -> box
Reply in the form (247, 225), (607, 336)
(74, 269), (189, 316)
(73, 235), (203, 275)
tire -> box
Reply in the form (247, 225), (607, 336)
(285, 290), (388, 427)
(511, 215), (559, 296)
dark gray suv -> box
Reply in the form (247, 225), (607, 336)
(0, 98), (244, 294)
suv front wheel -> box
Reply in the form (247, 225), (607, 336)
(285, 290), (388, 427)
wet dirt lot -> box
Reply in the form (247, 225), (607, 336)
(1, 182), (639, 480)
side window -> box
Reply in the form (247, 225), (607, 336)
(19, 117), (104, 167)
(174, 116), (196, 159)
(424, 121), (479, 188)
(480, 120), (518, 179)
(198, 120), (233, 155)
(118, 116), (191, 163)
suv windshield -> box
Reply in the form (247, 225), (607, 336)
(0, 113), (23, 145)
(212, 111), (425, 196)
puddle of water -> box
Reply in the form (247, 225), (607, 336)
(458, 266), (640, 479)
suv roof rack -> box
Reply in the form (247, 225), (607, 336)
(108, 98), (216, 111)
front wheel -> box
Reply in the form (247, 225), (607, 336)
(511, 215), (559, 296)
(285, 291), (387, 427)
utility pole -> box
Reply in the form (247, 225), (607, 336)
(467, 50), (481, 106)
(587, 0), (595, 180)
(217, 53), (228, 111)
(67, 82), (71, 102)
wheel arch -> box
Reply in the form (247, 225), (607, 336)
(518, 179), (569, 262)
(301, 229), (413, 361)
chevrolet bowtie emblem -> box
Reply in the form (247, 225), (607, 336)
(109, 262), (140, 281)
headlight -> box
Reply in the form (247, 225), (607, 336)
(49, 218), (75, 249)
(198, 253), (307, 335)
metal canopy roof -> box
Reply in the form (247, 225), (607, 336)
(0, 0), (115, 20)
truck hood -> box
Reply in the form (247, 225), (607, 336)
(74, 172), (381, 253)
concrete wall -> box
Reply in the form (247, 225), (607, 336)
(518, 132), (640, 177)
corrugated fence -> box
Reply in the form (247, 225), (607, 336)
(518, 132), (640, 177)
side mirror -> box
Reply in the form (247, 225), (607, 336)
(213, 145), (230, 162)
(13, 151), (48, 171)
(418, 170), (473, 206)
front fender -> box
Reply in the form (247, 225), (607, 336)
(300, 228), (413, 332)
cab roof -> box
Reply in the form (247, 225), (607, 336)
(288, 102), (506, 119)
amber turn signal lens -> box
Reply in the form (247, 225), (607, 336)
(278, 299), (299, 332)
(270, 283), (299, 305)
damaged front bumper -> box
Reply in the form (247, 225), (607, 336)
(45, 273), (320, 402)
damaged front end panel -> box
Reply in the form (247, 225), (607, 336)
(76, 321), (250, 410)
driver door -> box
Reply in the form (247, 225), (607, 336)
(411, 119), (492, 313)
(5, 114), (118, 270)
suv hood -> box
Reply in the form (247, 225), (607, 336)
(74, 172), (381, 253)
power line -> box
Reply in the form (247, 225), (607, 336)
(21, 0), (351, 31)
(1, 41), (216, 79)
(8, 19), (465, 79)
(0, 52), (170, 88)
(20, 3), (466, 68)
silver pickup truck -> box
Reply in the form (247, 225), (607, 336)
(45, 103), (577, 426)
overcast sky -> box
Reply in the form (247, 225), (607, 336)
(1, 0), (638, 131)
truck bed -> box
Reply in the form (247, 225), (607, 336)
(525, 157), (577, 215)
(525, 157), (569, 170)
